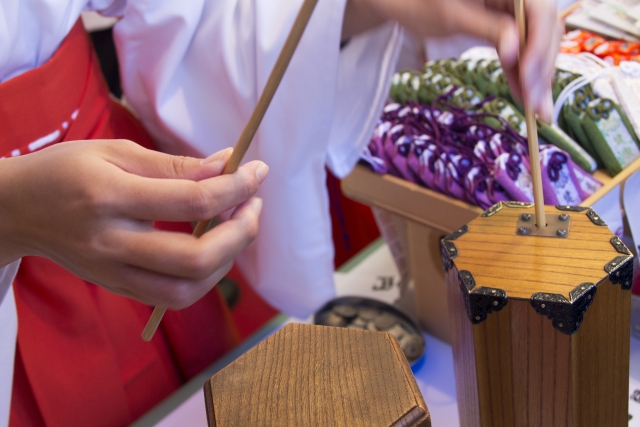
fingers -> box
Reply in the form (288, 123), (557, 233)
(521, 0), (560, 121)
(116, 160), (269, 222)
(450, 0), (559, 122)
(108, 260), (234, 309)
(110, 197), (262, 279)
(104, 140), (234, 181)
(497, 19), (523, 104)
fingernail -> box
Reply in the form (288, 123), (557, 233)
(499, 25), (519, 66)
(251, 197), (263, 216)
(255, 163), (269, 184)
(201, 147), (233, 165)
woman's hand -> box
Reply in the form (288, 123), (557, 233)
(343, 0), (562, 122)
(0, 140), (268, 309)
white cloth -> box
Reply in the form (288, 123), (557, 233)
(2, 0), (400, 326)
(113, 1), (402, 316)
(0, 261), (19, 427)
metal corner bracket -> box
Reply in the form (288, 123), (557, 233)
(586, 208), (607, 226)
(441, 241), (458, 272)
(610, 236), (632, 255)
(530, 282), (597, 335)
(481, 202), (503, 218)
(555, 205), (588, 212)
(605, 255), (634, 290)
(458, 270), (507, 324)
(502, 201), (534, 209)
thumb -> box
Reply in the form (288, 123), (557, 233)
(106, 141), (234, 181)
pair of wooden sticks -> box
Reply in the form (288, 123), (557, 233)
(143, 0), (546, 340)
(141, 0), (320, 341)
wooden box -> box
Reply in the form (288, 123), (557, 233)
(442, 202), (633, 426)
(342, 160), (640, 343)
(203, 323), (431, 427)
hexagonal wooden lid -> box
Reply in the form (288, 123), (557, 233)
(441, 203), (634, 334)
(203, 323), (430, 427)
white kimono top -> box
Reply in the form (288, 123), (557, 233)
(0, 0), (402, 423)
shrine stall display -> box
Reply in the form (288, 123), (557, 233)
(564, 0), (640, 43)
(203, 323), (431, 427)
(360, 52), (640, 209)
(342, 47), (640, 342)
(442, 202), (632, 426)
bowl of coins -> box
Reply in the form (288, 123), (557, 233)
(314, 296), (426, 366)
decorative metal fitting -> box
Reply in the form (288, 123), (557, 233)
(610, 236), (632, 255)
(445, 224), (469, 241)
(586, 208), (606, 226)
(481, 202), (503, 217)
(503, 201), (534, 208)
(458, 270), (507, 324)
(555, 205), (588, 212)
(516, 212), (570, 238)
(440, 241), (458, 272)
(530, 283), (597, 335)
(605, 255), (634, 290)
(441, 225), (468, 272)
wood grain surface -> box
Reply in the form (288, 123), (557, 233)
(446, 204), (631, 427)
(446, 266), (481, 427)
(204, 323), (430, 427)
(453, 205), (618, 300)
(407, 220), (451, 342)
(571, 277), (631, 426)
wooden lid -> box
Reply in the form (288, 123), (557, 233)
(444, 203), (632, 300)
(203, 323), (430, 427)
(442, 203), (634, 333)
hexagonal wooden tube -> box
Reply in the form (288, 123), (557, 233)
(442, 203), (632, 427)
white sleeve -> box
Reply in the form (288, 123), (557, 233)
(114, 1), (401, 317)
(326, 22), (402, 178)
(0, 261), (19, 427)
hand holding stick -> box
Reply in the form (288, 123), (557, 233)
(142, 0), (320, 341)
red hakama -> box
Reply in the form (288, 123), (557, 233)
(1, 21), (240, 427)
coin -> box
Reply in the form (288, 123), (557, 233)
(358, 307), (380, 321)
(350, 317), (368, 327)
(332, 305), (358, 319)
(385, 324), (407, 341)
(347, 324), (366, 330)
(400, 335), (425, 361)
(374, 313), (396, 331)
(321, 311), (346, 327)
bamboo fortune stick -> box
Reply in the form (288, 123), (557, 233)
(142, 0), (320, 341)
(515, 0), (546, 229)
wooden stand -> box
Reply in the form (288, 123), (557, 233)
(442, 202), (633, 427)
(203, 323), (431, 427)
(342, 156), (640, 346)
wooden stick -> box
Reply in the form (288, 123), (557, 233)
(141, 0), (319, 342)
(515, 0), (546, 228)
(559, 1), (582, 20)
